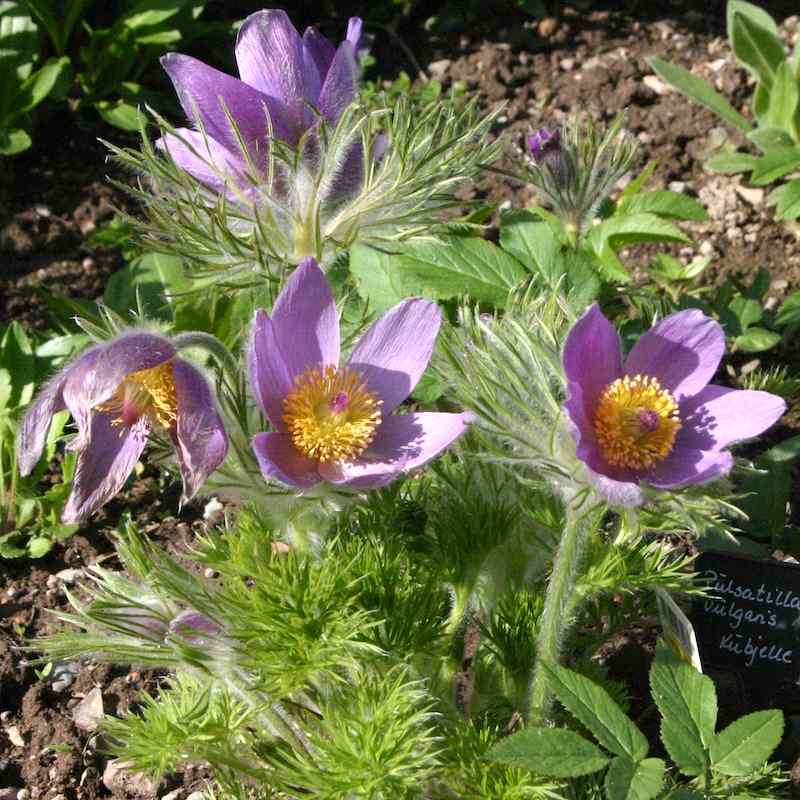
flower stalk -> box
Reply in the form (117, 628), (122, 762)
(526, 492), (602, 725)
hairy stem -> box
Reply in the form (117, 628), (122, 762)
(172, 331), (239, 384)
(526, 495), (602, 724)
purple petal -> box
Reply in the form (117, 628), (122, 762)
(171, 359), (228, 500)
(347, 299), (441, 415)
(235, 10), (309, 105)
(248, 309), (294, 429)
(318, 411), (471, 488)
(645, 448), (733, 489)
(303, 26), (336, 87)
(156, 129), (254, 200)
(62, 333), (175, 451)
(623, 309), (725, 401)
(676, 385), (786, 452)
(17, 347), (94, 475)
(346, 17), (363, 50)
(318, 41), (358, 124)
(63, 412), (148, 523)
(161, 53), (293, 152)
(563, 303), (623, 428)
(271, 257), (340, 382)
(252, 432), (321, 489)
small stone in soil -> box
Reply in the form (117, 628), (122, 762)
(55, 568), (81, 584)
(6, 726), (24, 747)
(186, 793), (205, 800)
(0, 790), (20, 800)
(103, 759), (163, 795)
(73, 687), (105, 731)
(161, 790), (183, 800)
(50, 661), (80, 693)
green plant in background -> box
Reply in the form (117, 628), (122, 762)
(650, 0), (800, 222)
(488, 643), (786, 799)
(0, 1), (71, 154)
(0, 322), (85, 557)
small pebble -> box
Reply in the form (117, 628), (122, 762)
(186, 793), (206, 800)
(46, 575), (58, 589)
(16, 790), (29, 800)
(7, 726), (24, 748)
(55, 568), (81, 585)
(50, 661), (80, 693)
(0, 711), (12, 723)
(5, 587), (18, 599)
(161, 790), (183, 800)
(73, 687), (105, 732)
(203, 568), (216, 579)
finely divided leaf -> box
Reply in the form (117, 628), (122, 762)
(709, 709), (783, 776)
(486, 727), (609, 778)
(649, 642), (717, 776)
(547, 664), (649, 761)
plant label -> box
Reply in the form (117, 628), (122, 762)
(691, 551), (800, 707)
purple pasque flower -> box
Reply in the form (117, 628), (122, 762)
(18, 332), (228, 523)
(527, 127), (561, 163)
(563, 304), (786, 507)
(248, 258), (472, 489)
(158, 10), (362, 197)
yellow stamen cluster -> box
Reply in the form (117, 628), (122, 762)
(98, 360), (178, 431)
(283, 365), (382, 463)
(594, 374), (681, 470)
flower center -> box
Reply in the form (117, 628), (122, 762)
(283, 365), (382, 463)
(594, 374), (681, 470)
(97, 360), (178, 431)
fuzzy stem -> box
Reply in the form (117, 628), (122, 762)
(526, 495), (602, 724)
(172, 332), (239, 383)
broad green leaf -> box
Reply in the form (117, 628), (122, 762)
(104, 252), (190, 320)
(729, 5), (785, 87)
(349, 242), (410, 312)
(762, 434), (800, 464)
(769, 179), (800, 220)
(749, 146), (800, 185)
(649, 642), (717, 776)
(27, 536), (53, 559)
(19, 55), (71, 112)
(122, 0), (190, 30)
(705, 151), (758, 173)
(747, 127), (796, 150)
(709, 709), (783, 776)
(648, 57), (752, 132)
(547, 664), (649, 761)
(618, 160), (658, 207)
(0, 533), (27, 559)
(764, 62), (800, 134)
(587, 213), (690, 254)
(725, 296), (762, 334)
(0, 126), (31, 155)
(776, 289), (800, 327)
(392, 236), (527, 307)
(486, 727), (609, 778)
(621, 191), (709, 221)
(735, 327), (781, 352)
(95, 99), (145, 132)
(1, 320), (36, 408)
(604, 757), (665, 800)
(499, 210), (562, 282)
(727, 0), (780, 39)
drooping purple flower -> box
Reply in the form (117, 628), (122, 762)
(157, 9), (363, 197)
(18, 332), (228, 523)
(526, 127), (561, 163)
(563, 304), (786, 507)
(248, 258), (472, 489)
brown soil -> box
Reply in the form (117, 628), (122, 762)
(3, 1), (800, 796)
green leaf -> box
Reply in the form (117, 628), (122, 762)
(764, 62), (800, 134)
(747, 127), (796, 150)
(547, 664), (649, 761)
(0, 127), (31, 155)
(499, 210), (562, 281)
(18, 56), (72, 112)
(735, 327), (781, 352)
(587, 213), (690, 255)
(0, 533), (27, 559)
(620, 190), (709, 221)
(95, 99), (145, 132)
(729, 5), (785, 87)
(486, 727), (610, 778)
(349, 243), (410, 313)
(649, 642), (717, 776)
(104, 252), (190, 320)
(705, 151), (759, 173)
(392, 236), (527, 307)
(648, 57), (753, 132)
(727, 0), (780, 39)
(27, 536), (53, 559)
(776, 289), (800, 327)
(749, 146), (800, 185)
(769, 179), (800, 220)
(121, 0), (191, 30)
(709, 709), (783, 776)
(604, 757), (665, 800)
(0, 320), (36, 408)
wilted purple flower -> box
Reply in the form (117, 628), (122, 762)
(563, 304), (786, 506)
(158, 10), (362, 197)
(248, 258), (472, 489)
(526, 127), (561, 163)
(18, 332), (228, 523)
